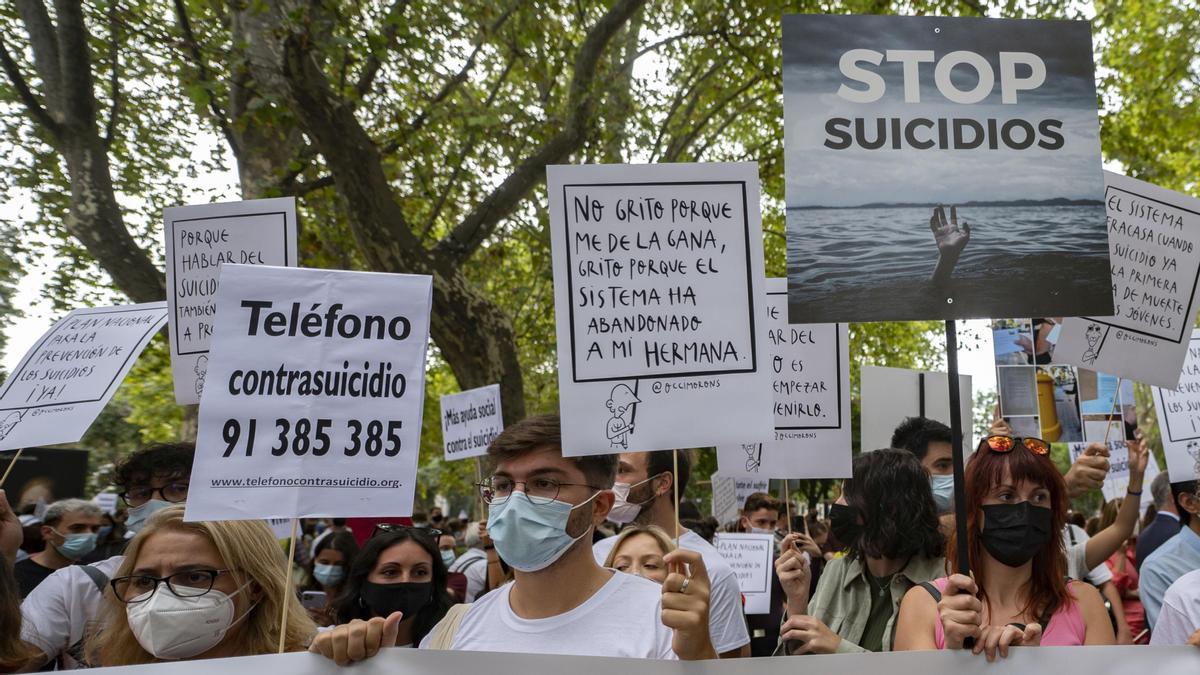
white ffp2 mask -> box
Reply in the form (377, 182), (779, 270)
(126, 581), (254, 660)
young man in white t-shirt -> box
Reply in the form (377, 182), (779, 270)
(310, 414), (716, 662)
(19, 443), (194, 669)
(595, 450), (751, 657)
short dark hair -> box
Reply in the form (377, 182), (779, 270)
(113, 443), (195, 489)
(646, 449), (691, 507)
(743, 492), (781, 515)
(843, 448), (945, 560)
(488, 414), (617, 488)
(890, 417), (952, 461)
(678, 500), (701, 521)
(1171, 480), (1199, 527)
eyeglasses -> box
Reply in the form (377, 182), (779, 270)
(370, 523), (443, 541)
(110, 569), (231, 604)
(119, 482), (189, 507)
(476, 476), (604, 505)
(980, 435), (1050, 456)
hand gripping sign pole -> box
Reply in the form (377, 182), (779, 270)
(945, 321), (974, 649)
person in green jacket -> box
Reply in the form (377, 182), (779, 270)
(775, 448), (946, 654)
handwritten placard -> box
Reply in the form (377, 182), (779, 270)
(1151, 330), (1200, 483)
(441, 384), (503, 461)
(1058, 172), (1200, 387)
(0, 303), (167, 451)
(164, 198), (297, 404)
(710, 473), (770, 526)
(714, 532), (775, 614)
(548, 163), (772, 456)
(717, 278), (850, 478)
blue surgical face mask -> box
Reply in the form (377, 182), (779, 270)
(52, 530), (98, 561)
(441, 550), (456, 566)
(487, 490), (599, 572)
(312, 563), (345, 587)
(125, 499), (172, 534)
(930, 474), (955, 514)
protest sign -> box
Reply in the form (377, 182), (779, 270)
(991, 320), (1136, 444)
(185, 265), (432, 521)
(713, 533), (775, 615)
(1068, 441), (1159, 511)
(164, 198), (298, 405)
(1152, 330), (1200, 483)
(784, 14), (1111, 322)
(80, 638), (1200, 675)
(710, 473), (770, 526)
(860, 366), (972, 454)
(267, 518), (294, 540)
(715, 278), (850, 479)
(441, 384), (502, 461)
(1057, 172), (1200, 388)
(0, 303), (167, 451)
(547, 163), (773, 456)
(94, 492), (119, 515)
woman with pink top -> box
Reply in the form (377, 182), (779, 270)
(894, 435), (1115, 659)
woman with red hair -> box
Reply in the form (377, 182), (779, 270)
(894, 435), (1114, 659)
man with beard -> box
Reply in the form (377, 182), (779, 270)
(593, 450), (751, 658)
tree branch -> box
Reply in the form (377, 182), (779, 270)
(14, 0), (63, 112)
(53, 0), (99, 126)
(0, 37), (61, 137)
(172, 0), (240, 159)
(352, 0), (410, 102)
(102, 0), (120, 148)
(380, 3), (519, 154)
(434, 0), (648, 263)
(662, 74), (763, 162)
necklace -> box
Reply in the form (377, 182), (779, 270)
(867, 571), (894, 598)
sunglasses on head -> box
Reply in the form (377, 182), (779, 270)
(370, 523), (443, 541)
(980, 435), (1050, 456)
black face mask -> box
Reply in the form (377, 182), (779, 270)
(828, 503), (861, 546)
(360, 581), (433, 619)
(980, 501), (1052, 567)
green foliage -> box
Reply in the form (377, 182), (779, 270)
(0, 0), (1195, 512)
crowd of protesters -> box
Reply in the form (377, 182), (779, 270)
(1, 412), (1197, 670)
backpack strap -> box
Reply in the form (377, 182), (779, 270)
(426, 603), (472, 650)
(78, 563), (109, 594)
(919, 581), (942, 602)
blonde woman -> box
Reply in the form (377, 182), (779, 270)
(87, 505), (315, 665)
(603, 525), (677, 583)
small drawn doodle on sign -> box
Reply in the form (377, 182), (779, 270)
(1081, 322), (1109, 366)
(743, 443), (762, 473)
(605, 383), (640, 449)
(0, 411), (24, 442)
(194, 355), (209, 398)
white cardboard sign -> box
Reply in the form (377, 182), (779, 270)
(1151, 330), (1200, 483)
(1058, 172), (1200, 388)
(713, 533), (775, 615)
(0, 303), (167, 451)
(547, 163), (773, 456)
(164, 197), (298, 404)
(710, 473), (770, 526)
(1067, 440), (1158, 510)
(859, 366), (973, 455)
(441, 384), (503, 461)
(716, 278), (850, 478)
(185, 265), (432, 521)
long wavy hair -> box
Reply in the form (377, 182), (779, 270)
(842, 448), (946, 561)
(88, 506), (315, 665)
(331, 529), (454, 645)
(948, 443), (1070, 619)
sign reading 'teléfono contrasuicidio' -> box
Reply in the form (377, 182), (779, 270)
(186, 265), (431, 521)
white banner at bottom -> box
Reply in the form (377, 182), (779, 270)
(84, 644), (1199, 675)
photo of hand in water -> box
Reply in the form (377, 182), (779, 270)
(784, 14), (1112, 323)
